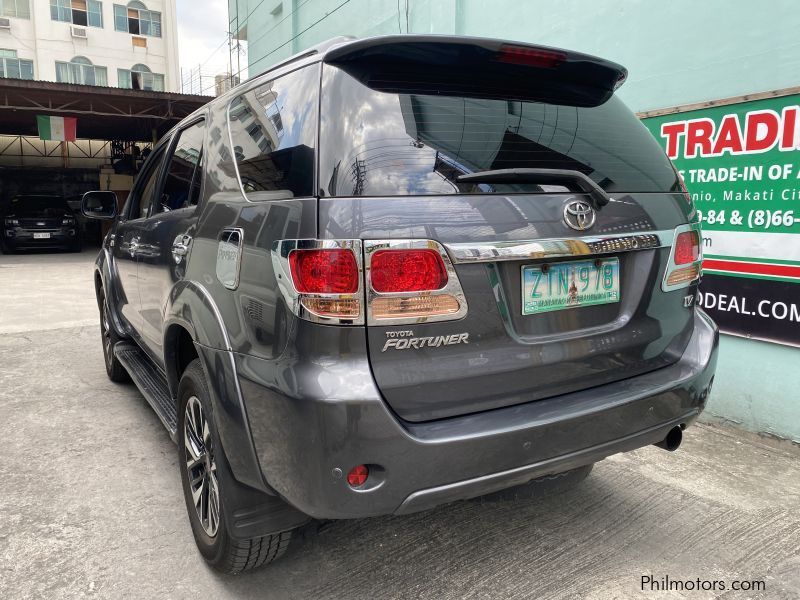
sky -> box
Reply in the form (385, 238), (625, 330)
(176, 0), (245, 94)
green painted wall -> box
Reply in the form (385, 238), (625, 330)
(228, 0), (800, 442)
(708, 337), (798, 441)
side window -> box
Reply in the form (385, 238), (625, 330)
(161, 119), (205, 211)
(227, 64), (318, 200)
(127, 145), (166, 220)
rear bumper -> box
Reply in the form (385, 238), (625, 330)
(237, 309), (718, 520)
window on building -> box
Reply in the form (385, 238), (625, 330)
(50, 0), (103, 27)
(0, 0), (30, 19)
(118, 63), (164, 91)
(0, 49), (34, 80)
(55, 56), (108, 86)
(113, 1), (161, 37)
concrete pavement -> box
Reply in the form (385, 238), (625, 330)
(1, 249), (799, 599)
(0, 249), (98, 335)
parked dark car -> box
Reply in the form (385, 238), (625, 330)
(2, 194), (82, 252)
(83, 35), (718, 573)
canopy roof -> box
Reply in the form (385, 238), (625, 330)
(0, 79), (212, 142)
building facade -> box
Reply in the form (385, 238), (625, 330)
(214, 72), (239, 96)
(0, 0), (179, 91)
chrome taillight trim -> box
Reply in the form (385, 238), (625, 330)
(661, 222), (703, 292)
(444, 230), (671, 264)
(363, 239), (469, 326)
(271, 239), (365, 325)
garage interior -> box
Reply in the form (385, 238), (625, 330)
(0, 77), (210, 246)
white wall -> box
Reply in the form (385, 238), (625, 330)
(0, 135), (112, 168)
(0, 0), (180, 92)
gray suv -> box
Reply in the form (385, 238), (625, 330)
(83, 35), (718, 573)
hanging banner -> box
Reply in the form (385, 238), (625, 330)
(641, 93), (800, 346)
(36, 115), (77, 142)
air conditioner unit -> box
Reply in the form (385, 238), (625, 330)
(0, 17), (11, 29)
(71, 26), (87, 38)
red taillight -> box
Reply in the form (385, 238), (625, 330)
(370, 249), (448, 293)
(289, 249), (358, 294)
(674, 231), (700, 265)
(663, 226), (702, 291)
(274, 239), (467, 325)
(347, 465), (369, 487)
(496, 44), (566, 68)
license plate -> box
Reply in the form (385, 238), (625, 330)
(522, 258), (620, 315)
(33, 232), (51, 239)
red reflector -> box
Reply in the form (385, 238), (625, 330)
(496, 44), (566, 68)
(347, 464), (369, 487)
(289, 249), (358, 294)
(370, 249), (448, 293)
(674, 231), (700, 265)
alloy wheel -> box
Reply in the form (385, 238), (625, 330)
(184, 395), (220, 537)
(101, 302), (113, 365)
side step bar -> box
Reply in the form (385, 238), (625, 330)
(114, 342), (178, 442)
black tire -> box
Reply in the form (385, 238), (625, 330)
(477, 464), (594, 503)
(178, 359), (293, 573)
(98, 291), (130, 383)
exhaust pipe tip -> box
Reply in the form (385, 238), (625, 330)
(654, 425), (683, 452)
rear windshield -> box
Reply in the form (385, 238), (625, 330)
(319, 65), (678, 197)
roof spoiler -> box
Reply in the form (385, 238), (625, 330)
(323, 35), (628, 100)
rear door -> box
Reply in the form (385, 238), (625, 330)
(318, 41), (696, 422)
(136, 118), (206, 366)
(111, 145), (169, 336)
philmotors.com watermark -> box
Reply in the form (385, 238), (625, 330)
(641, 575), (766, 593)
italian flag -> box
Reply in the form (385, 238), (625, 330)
(37, 116), (77, 142)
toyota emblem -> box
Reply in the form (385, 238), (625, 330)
(563, 200), (596, 231)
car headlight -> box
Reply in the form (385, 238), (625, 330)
(5, 218), (19, 226)
(62, 218), (76, 225)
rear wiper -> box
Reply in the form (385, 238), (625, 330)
(456, 168), (611, 208)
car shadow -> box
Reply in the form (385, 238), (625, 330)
(212, 466), (665, 599)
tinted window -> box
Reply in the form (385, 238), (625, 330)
(320, 65), (678, 196)
(128, 145), (166, 219)
(162, 119), (205, 211)
(227, 65), (318, 200)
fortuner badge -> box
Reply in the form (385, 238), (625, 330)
(382, 330), (469, 352)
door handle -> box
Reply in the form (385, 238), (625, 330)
(129, 237), (140, 258)
(172, 234), (192, 264)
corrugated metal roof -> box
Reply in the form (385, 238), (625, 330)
(0, 78), (213, 141)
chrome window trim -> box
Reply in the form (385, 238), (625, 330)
(271, 239), (365, 326)
(443, 230), (673, 264)
(363, 239), (469, 326)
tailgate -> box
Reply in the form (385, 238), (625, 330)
(321, 193), (694, 422)
(318, 37), (697, 422)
